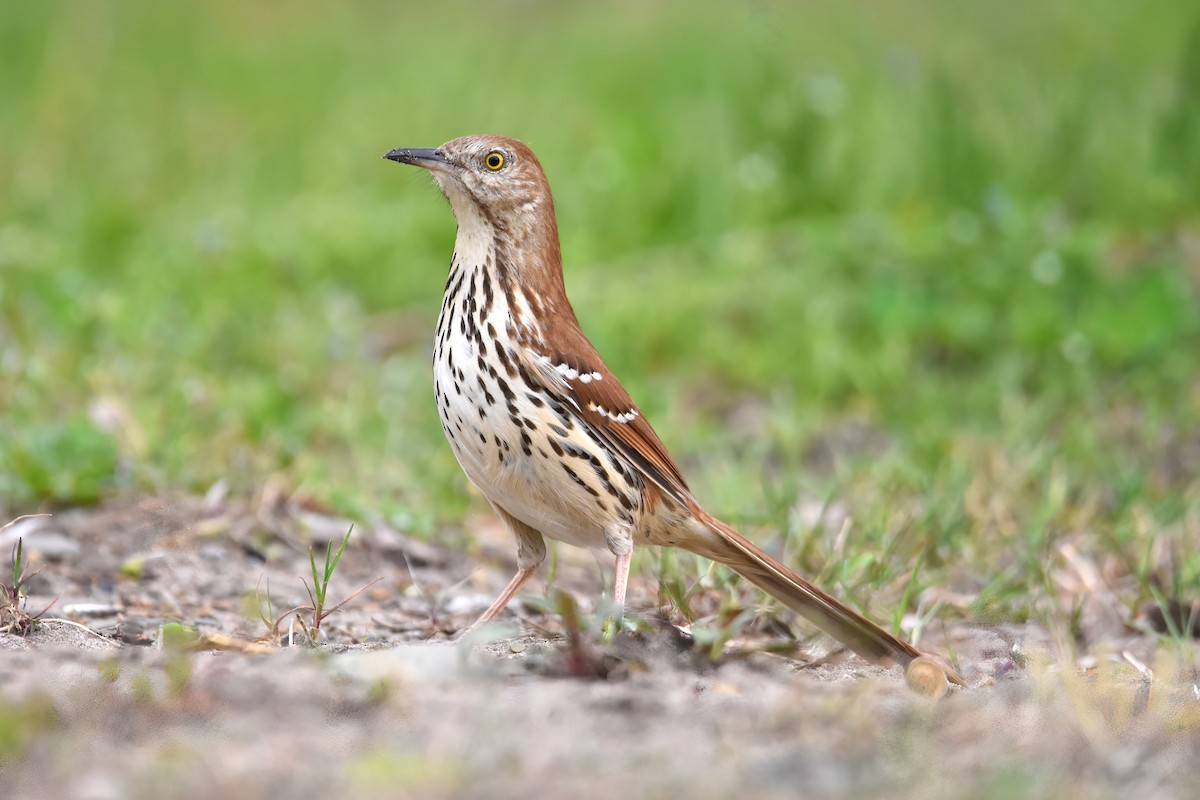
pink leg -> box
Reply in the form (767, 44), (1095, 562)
(469, 566), (538, 629)
(465, 505), (546, 632)
(612, 550), (632, 613)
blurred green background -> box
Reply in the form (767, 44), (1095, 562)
(2, 1), (1197, 612)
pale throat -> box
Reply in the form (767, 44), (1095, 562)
(436, 200), (546, 348)
(435, 179), (494, 265)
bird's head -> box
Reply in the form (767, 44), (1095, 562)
(385, 135), (553, 232)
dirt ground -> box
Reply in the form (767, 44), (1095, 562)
(1, 496), (1198, 800)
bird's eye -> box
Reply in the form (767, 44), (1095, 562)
(484, 151), (505, 171)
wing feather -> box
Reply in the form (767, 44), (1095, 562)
(518, 331), (692, 507)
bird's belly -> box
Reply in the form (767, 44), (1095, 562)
(434, 347), (630, 550)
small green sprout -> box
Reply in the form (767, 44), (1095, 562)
(256, 524), (382, 644)
(0, 516), (59, 636)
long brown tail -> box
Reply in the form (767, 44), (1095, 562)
(687, 507), (922, 668)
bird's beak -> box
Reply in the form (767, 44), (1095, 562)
(383, 148), (449, 170)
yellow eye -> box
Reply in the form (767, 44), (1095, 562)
(484, 151), (505, 171)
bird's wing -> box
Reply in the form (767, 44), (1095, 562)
(515, 328), (693, 508)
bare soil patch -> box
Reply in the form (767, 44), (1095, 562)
(1, 497), (1197, 799)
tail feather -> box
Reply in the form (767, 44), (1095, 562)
(692, 509), (922, 667)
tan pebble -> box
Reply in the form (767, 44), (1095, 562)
(905, 656), (950, 699)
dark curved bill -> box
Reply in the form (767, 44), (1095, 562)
(383, 148), (448, 168)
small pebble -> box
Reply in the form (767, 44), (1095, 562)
(905, 656), (950, 699)
(61, 603), (124, 617)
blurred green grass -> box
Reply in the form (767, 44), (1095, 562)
(2, 1), (1198, 615)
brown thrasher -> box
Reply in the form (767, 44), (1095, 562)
(384, 134), (948, 674)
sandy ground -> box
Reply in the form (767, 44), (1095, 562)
(1, 496), (1197, 800)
